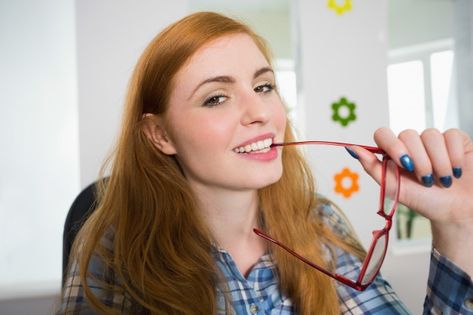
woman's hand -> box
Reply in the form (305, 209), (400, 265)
(350, 127), (473, 276)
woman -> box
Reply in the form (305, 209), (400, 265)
(59, 11), (473, 314)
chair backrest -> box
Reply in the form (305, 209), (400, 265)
(62, 180), (102, 284)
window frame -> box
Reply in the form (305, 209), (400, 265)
(387, 39), (454, 131)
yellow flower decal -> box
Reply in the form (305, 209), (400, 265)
(334, 167), (359, 198)
(328, 0), (352, 15)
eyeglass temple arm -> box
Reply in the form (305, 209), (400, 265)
(272, 141), (384, 155)
(253, 228), (357, 288)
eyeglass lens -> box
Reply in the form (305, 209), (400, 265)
(382, 159), (399, 216)
(361, 159), (399, 285)
(361, 233), (387, 285)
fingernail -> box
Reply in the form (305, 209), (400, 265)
(453, 167), (462, 179)
(421, 174), (434, 187)
(345, 147), (359, 159)
(400, 154), (414, 172)
(440, 175), (452, 188)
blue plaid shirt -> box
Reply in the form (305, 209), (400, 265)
(59, 204), (473, 314)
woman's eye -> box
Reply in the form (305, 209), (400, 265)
(203, 95), (227, 107)
(254, 83), (275, 93)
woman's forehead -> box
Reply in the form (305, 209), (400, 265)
(176, 33), (269, 81)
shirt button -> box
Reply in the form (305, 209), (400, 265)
(465, 298), (473, 310)
(250, 303), (259, 314)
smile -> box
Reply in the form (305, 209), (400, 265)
(233, 138), (273, 154)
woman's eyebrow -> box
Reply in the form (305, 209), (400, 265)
(188, 66), (274, 100)
(188, 76), (234, 100)
(253, 66), (274, 79)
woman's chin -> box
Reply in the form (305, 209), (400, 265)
(246, 171), (283, 190)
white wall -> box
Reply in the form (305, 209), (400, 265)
(296, 0), (390, 244)
(295, 1), (427, 314)
(190, 0), (292, 60)
(0, 1), (188, 313)
(454, 0), (473, 138)
(388, 0), (453, 49)
(76, 0), (189, 187)
(0, 0), (79, 299)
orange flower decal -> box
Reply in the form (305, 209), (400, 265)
(334, 167), (359, 198)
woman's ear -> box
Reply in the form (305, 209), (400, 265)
(142, 114), (177, 155)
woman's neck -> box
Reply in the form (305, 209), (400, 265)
(192, 185), (267, 276)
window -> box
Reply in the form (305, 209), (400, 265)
(387, 60), (426, 134)
(387, 40), (458, 135)
(275, 59), (298, 124)
(430, 50), (457, 130)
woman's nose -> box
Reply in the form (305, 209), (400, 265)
(240, 92), (271, 126)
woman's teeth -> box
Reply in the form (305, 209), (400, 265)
(233, 138), (273, 153)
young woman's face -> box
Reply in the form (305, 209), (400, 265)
(163, 33), (287, 193)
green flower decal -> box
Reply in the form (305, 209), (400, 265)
(331, 97), (357, 127)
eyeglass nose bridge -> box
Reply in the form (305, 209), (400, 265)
(376, 209), (394, 228)
(377, 208), (394, 218)
(372, 217), (393, 234)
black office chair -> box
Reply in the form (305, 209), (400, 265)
(62, 180), (103, 284)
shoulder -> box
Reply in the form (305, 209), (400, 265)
(313, 196), (358, 240)
(312, 196), (366, 269)
(57, 229), (136, 314)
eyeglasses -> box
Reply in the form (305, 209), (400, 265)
(254, 140), (400, 291)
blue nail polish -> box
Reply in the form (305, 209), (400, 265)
(421, 174), (434, 187)
(399, 154), (414, 172)
(345, 147), (359, 159)
(440, 175), (452, 188)
(453, 167), (462, 179)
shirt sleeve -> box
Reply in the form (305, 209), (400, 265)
(423, 248), (473, 315)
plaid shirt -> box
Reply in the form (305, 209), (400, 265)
(59, 204), (473, 314)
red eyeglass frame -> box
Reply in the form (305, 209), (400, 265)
(254, 140), (401, 291)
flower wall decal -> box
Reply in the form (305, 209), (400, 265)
(334, 167), (359, 198)
(327, 0), (352, 15)
(331, 96), (357, 127)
